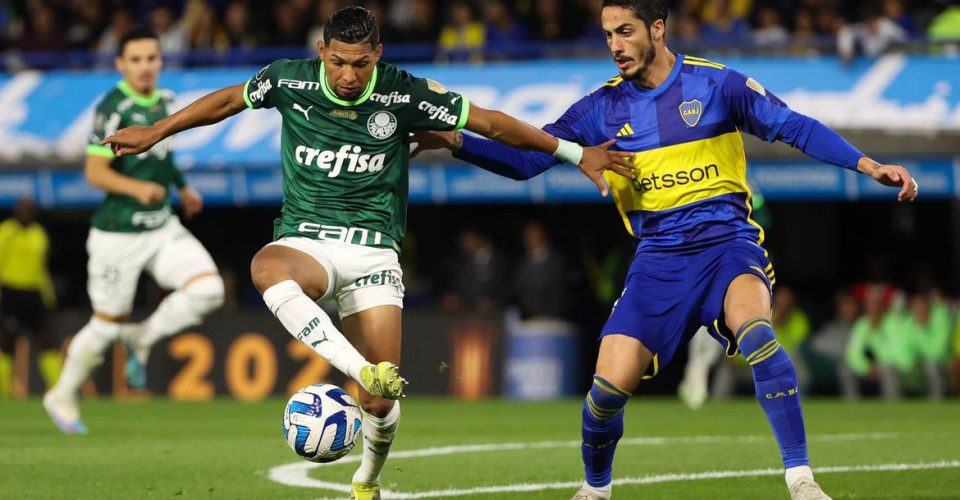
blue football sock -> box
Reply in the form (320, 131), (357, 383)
(581, 375), (630, 487)
(737, 318), (809, 468)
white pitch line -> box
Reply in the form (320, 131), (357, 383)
(371, 460), (960, 500)
(266, 432), (901, 496)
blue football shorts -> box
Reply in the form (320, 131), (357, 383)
(600, 239), (775, 379)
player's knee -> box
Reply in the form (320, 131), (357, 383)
(250, 250), (288, 294)
(184, 274), (225, 317)
(359, 396), (395, 418)
(584, 375), (630, 421)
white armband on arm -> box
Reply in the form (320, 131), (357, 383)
(553, 138), (583, 166)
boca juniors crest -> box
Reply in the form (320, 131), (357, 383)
(679, 100), (703, 127)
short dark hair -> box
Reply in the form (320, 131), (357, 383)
(323, 6), (380, 48)
(601, 0), (669, 27)
(117, 25), (159, 56)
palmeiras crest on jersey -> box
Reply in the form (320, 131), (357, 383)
(679, 100), (703, 127)
(367, 111), (398, 139)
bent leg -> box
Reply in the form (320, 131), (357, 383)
(343, 305), (402, 487)
(253, 243), (372, 384)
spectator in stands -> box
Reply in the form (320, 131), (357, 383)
(528, 0), (577, 41)
(0, 198), (60, 398)
(845, 284), (911, 400)
(513, 221), (569, 320)
(306, 0), (341, 49)
(484, 0), (527, 59)
(883, 0), (916, 34)
(96, 9), (134, 63)
(772, 285), (811, 385)
(224, 1), (261, 49)
(65, 1), (105, 50)
(753, 4), (790, 47)
(899, 290), (952, 399)
(186, 2), (226, 52)
(440, 229), (508, 313)
(18, 2), (65, 52)
(773, 285), (810, 354)
(268, 0), (309, 47)
(150, 5), (187, 55)
(392, 0), (439, 44)
(810, 289), (861, 399)
(700, 0), (751, 45)
(438, 1), (485, 62)
(790, 7), (819, 51)
(674, 14), (703, 48)
(838, 3), (908, 63)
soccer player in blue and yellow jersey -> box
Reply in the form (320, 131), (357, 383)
(413, 1), (918, 499)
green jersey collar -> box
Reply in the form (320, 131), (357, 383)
(117, 80), (161, 107)
(319, 61), (378, 107)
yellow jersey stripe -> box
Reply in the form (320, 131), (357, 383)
(683, 60), (725, 70)
(684, 55), (725, 67)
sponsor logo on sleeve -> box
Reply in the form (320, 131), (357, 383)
(248, 79), (273, 103)
(417, 101), (458, 126)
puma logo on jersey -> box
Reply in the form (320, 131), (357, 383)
(293, 103), (313, 120)
(294, 144), (386, 178)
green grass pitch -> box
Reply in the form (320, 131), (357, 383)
(2, 398), (958, 499)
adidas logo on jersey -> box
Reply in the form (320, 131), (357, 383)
(616, 123), (635, 137)
(418, 101), (458, 126)
(295, 144), (386, 178)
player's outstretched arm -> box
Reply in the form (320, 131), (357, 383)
(101, 84), (248, 157)
(84, 153), (166, 206)
(463, 103), (635, 195)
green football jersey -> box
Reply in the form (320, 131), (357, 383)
(86, 81), (186, 233)
(243, 58), (470, 253)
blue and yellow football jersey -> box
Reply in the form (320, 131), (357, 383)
(545, 54), (792, 252)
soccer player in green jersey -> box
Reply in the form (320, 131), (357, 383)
(101, 7), (633, 498)
(44, 27), (225, 434)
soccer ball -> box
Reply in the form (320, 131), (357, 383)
(282, 384), (363, 463)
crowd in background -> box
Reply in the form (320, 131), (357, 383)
(2, 0), (960, 68)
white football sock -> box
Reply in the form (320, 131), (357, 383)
(262, 280), (369, 382)
(352, 402), (401, 484)
(139, 274), (225, 350)
(49, 317), (122, 399)
(785, 465), (814, 487)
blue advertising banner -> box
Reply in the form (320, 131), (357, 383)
(0, 159), (954, 209)
(1, 54), (959, 168)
